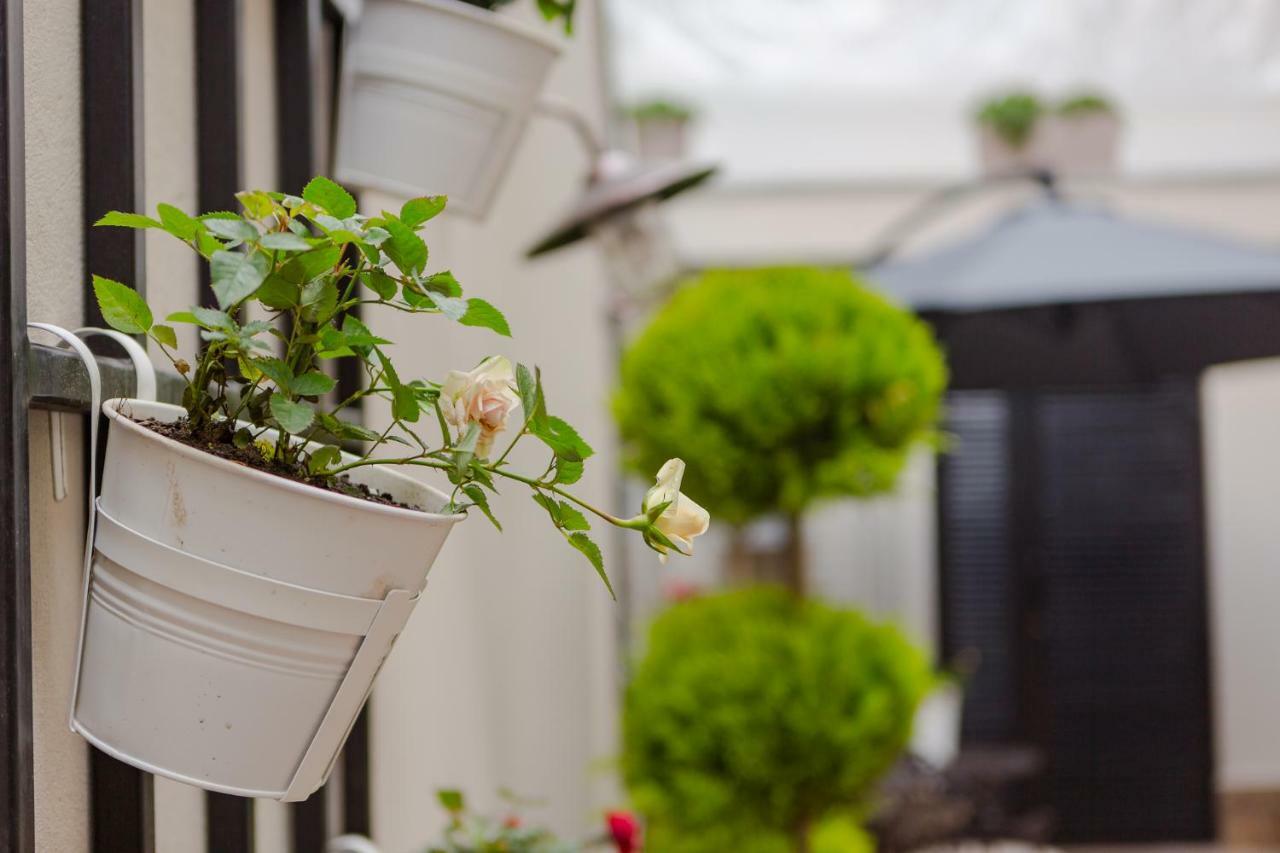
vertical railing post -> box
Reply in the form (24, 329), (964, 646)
(81, 0), (156, 849)
(0, 0), (34, 849)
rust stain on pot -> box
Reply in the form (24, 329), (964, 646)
(167, 461), (188, 527)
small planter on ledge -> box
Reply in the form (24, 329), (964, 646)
(626, 99), (695, 162)
(70, 176), (707, 800)
(334, 0), (567, 218)
(1043, 93), (1121, 177)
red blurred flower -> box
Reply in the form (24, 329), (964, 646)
(502, 814), (522, 829)
(662, 579), (702, 603)
(606, 810), (641, 853)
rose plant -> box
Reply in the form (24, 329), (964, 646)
(91, 176), (702, 593)
(429, 790), (640, 852)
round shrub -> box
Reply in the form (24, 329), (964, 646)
(614, 267), (947, 525)
(622, 588), (933, 852)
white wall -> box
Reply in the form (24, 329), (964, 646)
(1202, 357), (1280, 792)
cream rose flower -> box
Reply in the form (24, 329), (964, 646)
(440, 356), (520, 458)
(642, 458), (710, 562)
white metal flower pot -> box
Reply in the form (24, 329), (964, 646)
(70, 398), (462, 800)
(334, 0), (562, 218)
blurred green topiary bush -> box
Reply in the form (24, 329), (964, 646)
(613, 267), (947, 526)
(622, 588), (933, 852)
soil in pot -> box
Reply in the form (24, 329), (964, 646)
(135, 416), (416, 511)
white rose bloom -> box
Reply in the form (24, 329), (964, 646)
(643, 458), (711, 562)
(440, 356), (520, 458)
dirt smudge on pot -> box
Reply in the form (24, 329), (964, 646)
(167, 461), (188, 527)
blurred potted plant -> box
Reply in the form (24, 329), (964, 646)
(334, 0), (573, 217)
(1046, 92), (1121, 176)
(973, 91), (1046, 176)
(427, 790), (641, 852)
(625, 99), (695, 162)
(622, 588), (932, 852)
(79, 177), (699, 800)
(614, 267), (946, 593)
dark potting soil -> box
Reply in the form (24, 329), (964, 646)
(136, 417), (423, 511)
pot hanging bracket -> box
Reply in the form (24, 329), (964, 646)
(282, 586), (417, 801)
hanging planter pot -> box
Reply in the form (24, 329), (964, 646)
(71, 398), (462, 800)
(334, 0), (562, 217)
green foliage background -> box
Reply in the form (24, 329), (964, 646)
(613, 267), (947, 526)
(621, 589), (933, 852)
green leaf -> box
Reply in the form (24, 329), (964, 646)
(149, 324), (177, 348)
(269, 393), (315, 434)
(556, 502), (590, 531)
(437, 790), (465, 813)
(302, 176), (357, 219)
(307, 444), (342, 475)
(532, 415), (594, 462)
(568, 532), (613, 599)
(554, 457), (584, 485)
(253, 357), (294, 391)
(210, 249), (269, 308)
(424, 270), (462, 297)
(459, 298), (511, 336)
(426, 291), (467, 321)
(259, 231), (313, 251)
(462, 484), (501, 530)
(361, 270), (397, 301)
(204, 217), (258, 242)
(256, 274), (300, 310)
(236, 190), (275, 220)
(92, 275), (152, 334)
(166, 310), (201, 325)
(95, 211), (162, 229)
(377, 350), (420, 423)
(157, 203), (200, 241)
(299, 278), (339, 323)
(292, 370), (336, 397)
(192, 306), (235, 330)
(281, 245), (344, 284)
(400, 195), (447, 228)
(232, 427), (254, 449)
(452, 422), (480, 476)
(381, 215), (427, 275)
(515, 363), (545, 430)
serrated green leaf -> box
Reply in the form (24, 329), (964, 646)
(192, 306), (234, 330)
(381, 215), (427, 275)
(452, 422), (480, 476)
(423, 270), (462, 297)
(556, 502), (590, 531)
(532, 415), (594, 462)
(567, 532), (613, 599)
(427, 291), (467, 321)
(292, 370), (336, 396)
(253, 357), (294, 391)
(281, 245), (344, 284)
(95, 211), (162, 229)
(256, 274), (300, 309)
(554, 457), (584, 485)
(157, 203), (199, 241)
(269, 393), (315, 433)
(516, 363), (541, 426)
(462, 484), (501, 530)
(307, 444), (342, 475)
(166, 310), (201, 325)
(302, 176), (357, 219)
(361, 269), (397, 300)
(260, 231), (313, 251)
(400, 195), (447, 228)
(204, 217), (258, 242)
(210, 249), (269, 308)
(377, 349), (420, 423)
(236, 190), (276, 220)
(299, 278), (338, 323)
(92, 275), (152, 334)
(150, 324), (177, 348)
(459, 298), (511, 336)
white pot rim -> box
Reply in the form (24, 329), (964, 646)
(103, 398), (466, 525)
(388, 0), (564, 54)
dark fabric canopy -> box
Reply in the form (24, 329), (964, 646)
(866, 199), (1280, 389)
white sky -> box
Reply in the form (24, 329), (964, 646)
(603, 0), (1280, 183)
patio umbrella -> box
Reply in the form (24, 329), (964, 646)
(866, 195), (1280, 389)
